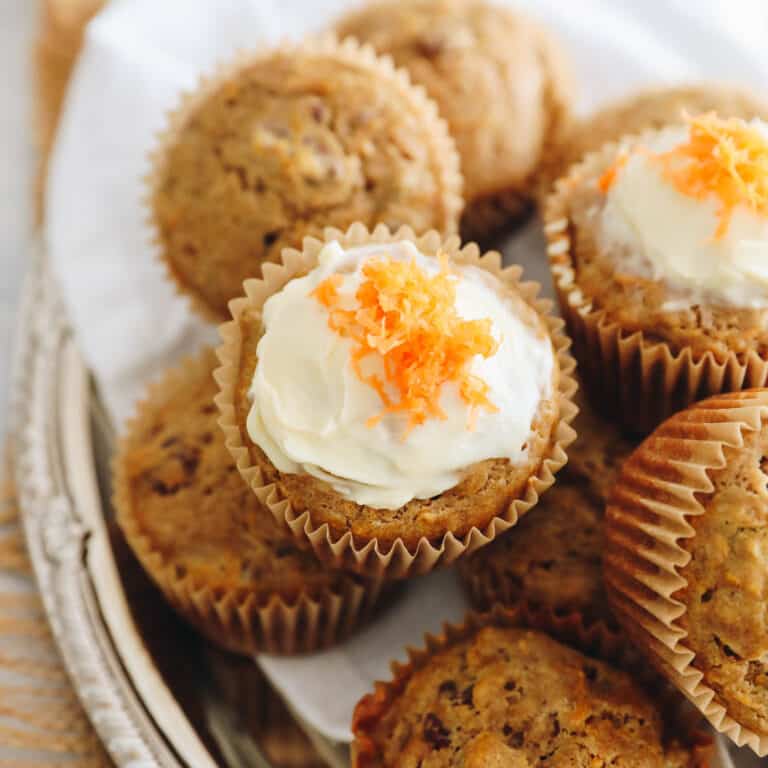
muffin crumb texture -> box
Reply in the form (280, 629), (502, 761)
(677, 424), (768, 736)
(336, 0), (571, 235)
(354, 626), (697, 767)
(460, 401), (636, 625)
(119, 348), (352, 604)
(154, 48), (459, 318)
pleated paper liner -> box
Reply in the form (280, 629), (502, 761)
(145, 34), (464, 324)
(459, 554), (624, 646)
(215, 222), (578, 580)
(351, 603), (714, 768)
(544, 135), (768, 436)
(114, 350), (384, 656)
(604, 390), (768, 756)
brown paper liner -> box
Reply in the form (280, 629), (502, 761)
(146, 34), (464, 324)
(215, 222), (578, 580)
(604, 389), (768, 756)
(459, 557), (624, 644)
(351, 603), (714, 767)
(114, 352), (384, 656)
(544, 138), (768, 435)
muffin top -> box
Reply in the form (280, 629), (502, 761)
(562, 113), (768, 357)
(233, 235), (564, 548)
(459, 399), (635, 624)
(117, 347), (353, 603)
(335, 0), (571, 210)
(152, 41), (461, 320)
(676, 421), (768, 737)
(544, 84), (768, 189)
(353, 625), (699, 767)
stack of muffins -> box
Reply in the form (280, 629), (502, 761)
(107, 0), (768, 762)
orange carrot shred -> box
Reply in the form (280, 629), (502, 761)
(656, 113), (768, 239)
(597, 151), (629, 193)
(312, 254), (499, 436)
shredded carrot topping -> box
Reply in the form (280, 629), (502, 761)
(597, 151), (629, 193)
(311, 254), (499, 436)
(657, 113), (768, 239)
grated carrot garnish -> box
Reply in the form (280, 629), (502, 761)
(311, 254), (499, 436)
(656, 113), (768, 238)
(597, 151), (629, 193)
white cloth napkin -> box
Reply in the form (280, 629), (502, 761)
(45, 0), (768, 745)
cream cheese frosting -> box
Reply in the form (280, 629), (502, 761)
(598, 120), (768, 309)
(246, 240), (554, 510)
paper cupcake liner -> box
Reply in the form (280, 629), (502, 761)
(351, 603), (713, 767)
(145, 34), (464, 323)
(215, 221), (578, 580)
(544, 138), (768, 435)
(604, 389), (768, 756)
(114, 351), (384, 656)
(459, 556), (624, 643)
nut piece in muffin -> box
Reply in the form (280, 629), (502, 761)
(115, 347), (380, 655)
(335, 0), (572, 240)
(459, 398), (636, 627)
(352, 620), (708, 767)
(151, 37), (462, 321)
(606, 390), (768, 751)
(547, 112), (768, 433)
(216, 225), (576, 578)
(541, 83), (768, 195)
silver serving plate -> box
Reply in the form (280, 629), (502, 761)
(9, 242), (753, 768)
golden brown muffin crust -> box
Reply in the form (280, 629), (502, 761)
(563, 141), (768, 358)
(353, 625), (698, 767)
(232, 279), (561, 551)
(676, 424), (768, 736)
(460, 400), (635, 625)
(118, 348), (354, 603)
(335, 0), (572, 235)
(154, 47), (461, 319)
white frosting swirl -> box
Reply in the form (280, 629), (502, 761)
(598, 121), (768, 309)
(246, 241), (554, 509)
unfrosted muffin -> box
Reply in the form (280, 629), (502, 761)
(335, 0), (572, 240)
(115, 347), (381, 655)
(352, 617), (708, 767)
(216, 224), (577, 579)
(460, 400), (635, 626)
(541, 83), (768, 195)
(151, 37), (462, 321)
(546, 112), (768, 433)
(605, 390), (768, 754)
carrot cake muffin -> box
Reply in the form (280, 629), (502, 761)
(151, 37), (462, 321)
(541, 83), (768, 194)
(546, 112), (768, 433)
(352, 619), (709, 766)
(335, 0), (572, 240)
(216, 225), (576, 578)
(460, 400), (635, 626)
(115, 347), (380, 655)
(605, 390), (768, 753)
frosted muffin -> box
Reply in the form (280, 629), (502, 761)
(605, 390), (768, 755)
(151, 37), (462, 321)
(541, 83), (768, 194)
(335, 0), (572, 240)
(460, 400), (635, 627)
(352, 612), (711, 767)
(216, 224), (576, 578)
(115, 348), (382, 655)
(546, 113), (768, 433)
